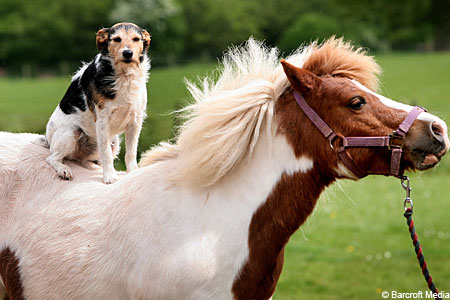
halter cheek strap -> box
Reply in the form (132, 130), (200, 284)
(293, 90), (425, 178)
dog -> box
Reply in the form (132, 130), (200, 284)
(45, 22), (151, 184)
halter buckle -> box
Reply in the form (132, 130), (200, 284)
(388, 132), (404, 150)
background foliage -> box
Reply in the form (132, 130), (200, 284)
(0, 0), (448, 73)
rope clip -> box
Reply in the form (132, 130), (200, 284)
(401, 176), (413, 211)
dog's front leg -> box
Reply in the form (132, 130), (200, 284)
(96, 111), (119, 184)
(124, 115), (142, 172)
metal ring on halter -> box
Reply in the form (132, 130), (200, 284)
(328, 134), (346, 152)
(328, 134), (339, 151)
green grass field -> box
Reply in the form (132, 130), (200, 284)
(0, 52), (449, 299)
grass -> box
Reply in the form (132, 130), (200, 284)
(0, 52), (449, 299)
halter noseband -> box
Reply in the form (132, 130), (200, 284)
(293, 90), (425, 178)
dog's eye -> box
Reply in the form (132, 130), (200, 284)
(113, 37), (122, 43)
(133, 37), (140, 42)
(347, 96), (366, 110)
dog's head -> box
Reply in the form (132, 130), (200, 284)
(96, 23), (151, 66)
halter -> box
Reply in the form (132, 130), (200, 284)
(293, 90), (425, 178)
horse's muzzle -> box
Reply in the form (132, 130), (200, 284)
(405, 120), (449, 170)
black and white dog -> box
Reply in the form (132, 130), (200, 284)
(46, 23), (151, 184)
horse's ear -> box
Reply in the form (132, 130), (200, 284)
(281, 59), (320, 95)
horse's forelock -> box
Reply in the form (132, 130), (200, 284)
(302, 37), (382, 91)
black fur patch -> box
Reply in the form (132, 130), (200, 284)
(59, 77), (86, 114)
(94, 58), (116, 99)
(59, 56), (116, 115)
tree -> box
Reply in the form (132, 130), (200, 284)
(179, 0), (262, 59)
(0, 0), (115, 73)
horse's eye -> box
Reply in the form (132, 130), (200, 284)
(113, 37), (122, 43)
(347, 96), (366, 110)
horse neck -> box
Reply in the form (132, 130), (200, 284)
(226, 126), (336, 299)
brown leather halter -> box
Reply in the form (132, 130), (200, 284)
(293, 90), (425, 178)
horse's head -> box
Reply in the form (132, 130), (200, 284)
(278, 60), (449, 179)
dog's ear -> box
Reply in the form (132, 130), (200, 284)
(142, 30), (151, 51)
(96, 28), (110, 52)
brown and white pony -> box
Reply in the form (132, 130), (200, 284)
(0, 38), (448, 300)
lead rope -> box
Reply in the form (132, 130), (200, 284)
(401, 177), (441, 300)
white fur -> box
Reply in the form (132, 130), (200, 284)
(45, 55), (150, 183)
(0, 128), (313, 299)
(352, 79), (448, 129)
(334, 162), (359, 180)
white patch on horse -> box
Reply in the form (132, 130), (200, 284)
(351, 80), (448, 127)
(284, 156), (313, 175)
(334, 162), (358, 180)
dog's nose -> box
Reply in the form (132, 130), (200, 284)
(123, 50), (133, 59)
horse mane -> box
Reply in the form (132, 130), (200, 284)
(139, 37), (381, 188)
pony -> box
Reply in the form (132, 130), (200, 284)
(0, 38), (448, 300)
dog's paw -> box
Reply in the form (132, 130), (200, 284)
(57, 166), (73, 180)
(103, 172), (119, 184)
(126, 161), (138, 173)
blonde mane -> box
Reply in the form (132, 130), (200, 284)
(139, 37), (381, 187)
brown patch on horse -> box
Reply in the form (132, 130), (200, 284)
(232, 168), (334, 300)
(303, 37), (381, 91)
(231, 83), (340, 299)
(0, 248), (25, 300)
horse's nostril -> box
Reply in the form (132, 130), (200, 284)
(431, 121), (444, 137)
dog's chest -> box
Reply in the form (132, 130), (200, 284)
(105, 75), (147, 134)
(106, 95), (141, 134)
(109, 103), (136, 133)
